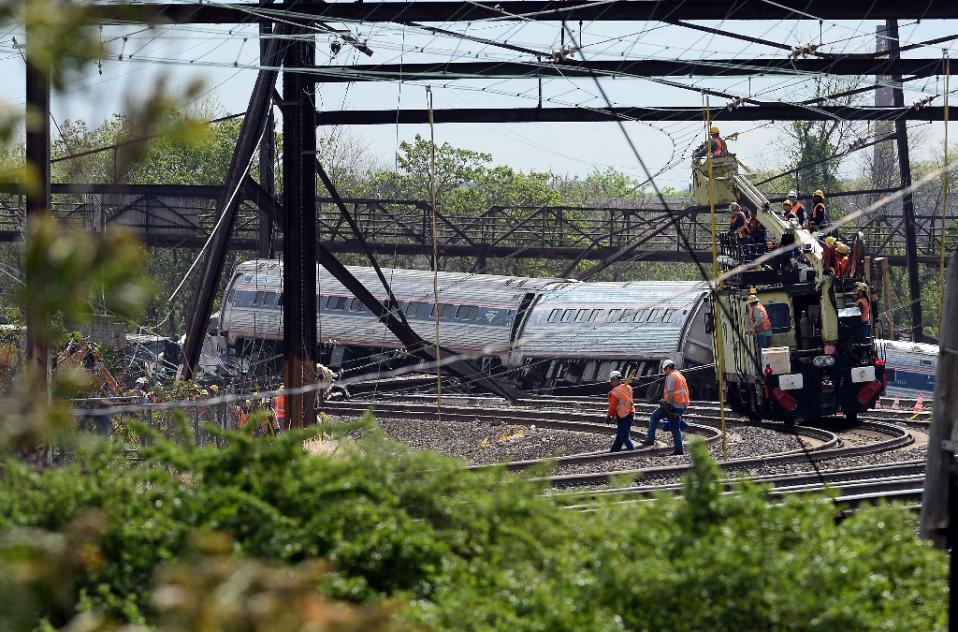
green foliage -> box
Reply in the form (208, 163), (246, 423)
(0, 425), (946, 631)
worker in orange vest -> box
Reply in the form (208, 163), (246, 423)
(747, 294), (774, 349)
(834, 242), (850, 278)
(606, 370), (636, 452)
(855, 282), (872, 341)
(781, 199), (798, 223)
(728, 202), (747, 235)
(809, 189), (829, 230)
(822, 235), (837, 273)
(642, 359), (691, 455)
(273, 385), (286, 430)
(693, 126), (726, 159)
(787, 190), (806, 226)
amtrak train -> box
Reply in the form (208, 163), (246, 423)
(214, 260), (935, 401)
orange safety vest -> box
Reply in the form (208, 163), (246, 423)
(274, 394), (286, 419)
(822, 244), (835, 271)
(791, 202), (806, 224)
(835, 255), (849, 278)
(664, 370), (691, 407)
(607, 383), (634, 418)
(730, 210), (747, 231)
(811, 202), (827, 225)
(750, 303), (772, 331)
(857, 296), (871, 324)
(712, 136), (725, 156)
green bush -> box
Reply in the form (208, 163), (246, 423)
(0, 422), (946, 631)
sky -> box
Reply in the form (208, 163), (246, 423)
(1, 10), (958, 190)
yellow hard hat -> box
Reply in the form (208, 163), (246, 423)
(824, 236), (837, 246)
(200, 389), (209, 396)
(856, 282), (869, 292)
(709, 126), (720, 134)
(813, 189), (825, 198)
(836, 243), (850, 254)
(210, 384), (219, 394)
(782, 199), (793, 207)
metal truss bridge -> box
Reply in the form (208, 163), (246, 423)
(0, 183), (949, 272)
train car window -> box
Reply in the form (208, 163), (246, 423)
(649, 308), (662, 322)
(439, 304), (454, 318)
(920, 359), (933, 367)
(332, 296), (347, 310)
(548, 309), (561, 323)
(621, 309), (636, 322)
(590, 309), (602, 322)
(561, 309), (576, 323)
(349, 298), (364, 312)
(765, 303), (791, 333)
(606, 309), (621, 322)
(663, 308), (675, 322)
(456, 305), (479, 320)
(575, 309), (589, 323)
(253, 291), (267, 306)
(278, 293), (283, 307)
(267, 292), (279, 307)
(631, 309), (646, 323)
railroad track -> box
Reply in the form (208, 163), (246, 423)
(325, 398), (914, 487)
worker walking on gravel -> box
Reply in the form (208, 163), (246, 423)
(642, 360), (690, 455)
(606, 370), (636, 452)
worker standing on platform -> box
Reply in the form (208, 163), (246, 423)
(606, 370), (636, 452)
(856, 282), (872, 341)
(834, 242), (850, 278)
(787, 190), (806, 227)
(822, 235), (837, 273)
(809, 190), (829, 231)
(693, 126), (726, 159)
(747, 294), (774, 349)
(781, 200), (798, 223)
(642, 360), (690, 455)
(728, 202), (747, 235)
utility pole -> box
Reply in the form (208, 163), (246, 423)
(282, 27), (318, 426)
(919, 253), (958, 630)
(885, 19), (924, 342)
(258, 18), (275, 259)
(24, 30), (50, 387)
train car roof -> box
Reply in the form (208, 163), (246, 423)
(230, 259), (565, 305)
(876, 338), (938, 355)
(514, 281), (709, 359)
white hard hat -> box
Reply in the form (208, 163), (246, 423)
(135, 377), (148, 385)
(661, 359), (675, 371)
(609, 370), (623, 380)
(787, 190), (797, 198)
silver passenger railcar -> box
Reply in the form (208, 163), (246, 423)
(511, 281), (712, 396)
(218, 260), (562, 372)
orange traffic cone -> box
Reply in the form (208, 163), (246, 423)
(892, 394), (901, 410)
(913, 392), (925, 414)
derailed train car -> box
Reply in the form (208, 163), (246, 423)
(215, 260), (714, 396)
(216, 260), (931, 404)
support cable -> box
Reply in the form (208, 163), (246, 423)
(941, 51), (951, 306)
(427, 86), (443, 412)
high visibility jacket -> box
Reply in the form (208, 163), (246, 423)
(607, 383), (634, 418)
(822, 244), (835, 271)
(274, 394), (286, 419)
(811, 202), (828, 226)
(730, 210), (747, 232)
(835, 255), (849, 278)
(791, 202), (806, 225)
(857, 296), (871, 324)
(782, 210), (798, 223)
(664, 370), (691, 407)
(750, 303), (773, 331)
(712, 136), (725, 156)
